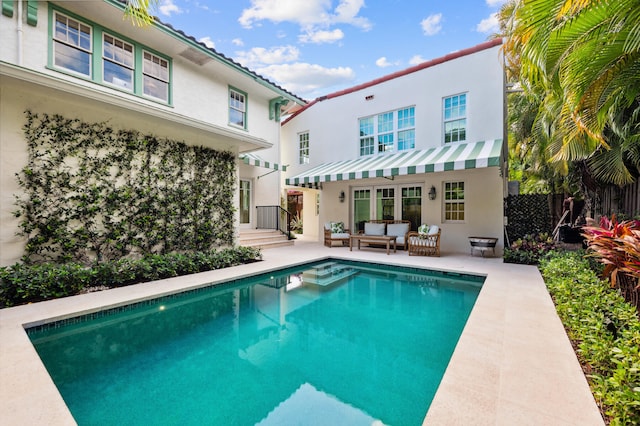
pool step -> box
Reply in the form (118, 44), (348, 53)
(238, 229), (294, 250)
(301, 262), (358, 287)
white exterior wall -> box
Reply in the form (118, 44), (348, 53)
(282, 43), (506, 255)
(0, 1), (298, 265)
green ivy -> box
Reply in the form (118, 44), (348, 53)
(540, 252), (640, 425)
(15, 111), (237, 264)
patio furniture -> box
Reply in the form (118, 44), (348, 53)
(357, 220), (411, 250)
(468, 237), (497, 257)
(323, 222), (351, 247)
(350, 234), (397, 255)
(407, 226), (441, 256)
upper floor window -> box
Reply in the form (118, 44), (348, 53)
(50, 7), (171, 104)
(444, 181), (465, 221)
(143, 51), (169, 101)
(358, 106), (415, 156)
(103, 34), (134, 91)
(53, 12), (92, 77)
(299, 132), (310, 164)
(443, 94), (466, 143)
(229, 88), (247, 129)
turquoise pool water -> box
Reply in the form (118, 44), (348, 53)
(29, 259), (483, 425)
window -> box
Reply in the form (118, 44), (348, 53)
(299, 132), (310, 164)
(443, 94), (466, 143)
(50, 8), (171, 104)
(397, 107), (415, 150)
(358, 106), (415, 156)
(359, 117), (375, 156)
(444, 181), (465, 221)
(143, 51), (169, 101)
(53, 12), (92, 76)
(103, 34), (134, 90)
(229, 88), (247, 129)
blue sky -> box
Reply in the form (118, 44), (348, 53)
(156, 0), (507, 100)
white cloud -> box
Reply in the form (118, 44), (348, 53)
(299, 29), (344, 44)
(232, 38), (244, 47)
(234, 46), (301, 68)
(486, 0), (507, 7)
(477, 13), (500, 34)
(238, 0), (371, 30)
(375, 57), (398, 68)
(159, 0), (182, 17)
(409, 55), (426, 65)
(199, 36), (215, 49)
(421, 13), (442, 36)
(256, 62), (356, 99)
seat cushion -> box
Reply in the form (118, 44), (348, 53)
(387, 223), (409, 238)
(364, 222), (385, 236)
(330, 232), (350, 239)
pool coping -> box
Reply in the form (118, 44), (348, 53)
(0, 241), (604, 425)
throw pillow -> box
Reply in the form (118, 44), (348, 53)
(418, 224), (429, 235)
(331, 222), (344, 233)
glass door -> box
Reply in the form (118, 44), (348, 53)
(376, 187), (395, 220)
(239, 179), (251, 226)
(352, 188), (371, 233)
(401, 185), (422, 231)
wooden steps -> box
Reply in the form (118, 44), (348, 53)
(238, 229), (294, 250)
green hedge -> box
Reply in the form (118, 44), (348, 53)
(540, 252), (640, 425)
(0, 247), (261, 308)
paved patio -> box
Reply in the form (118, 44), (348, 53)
(0, 238), (604, 425)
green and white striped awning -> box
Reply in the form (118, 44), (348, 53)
(285, 139), (503, 186)
(240, 153), (287, 171)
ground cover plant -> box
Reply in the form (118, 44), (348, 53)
(540, 252), (640, 425)
(503, 232), (557, 264)
(0, 247), (261, 308)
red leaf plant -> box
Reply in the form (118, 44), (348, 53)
(582, 215), (640, 289)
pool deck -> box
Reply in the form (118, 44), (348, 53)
(0, 238), (604, 425)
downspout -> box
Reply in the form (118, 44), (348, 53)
(17, 0), (23, 65)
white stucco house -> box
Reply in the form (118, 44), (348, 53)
(281, 39), (507, 255)
(0, 0), (304, 266)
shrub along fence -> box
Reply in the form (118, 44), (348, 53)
(15, 111), (237, 264)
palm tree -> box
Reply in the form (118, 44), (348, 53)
(124, 0), (158, 27)
(500, 0), (640, 185)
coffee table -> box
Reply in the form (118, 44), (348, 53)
(350, 235), (397, 255)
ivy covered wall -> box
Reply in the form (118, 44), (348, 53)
(15, 111), (237, 264)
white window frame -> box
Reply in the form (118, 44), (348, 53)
(358, 106), (415, 156)
(298, 132), (310, 165)
(103, 33), (134, 91)
(229, 87), (247, 129)
(444, 181), (465, 222)
(143, 51), (169, 102)
(53, 12), (92, 77)
(443, 93), (467, 144)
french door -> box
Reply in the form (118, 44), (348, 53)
(352, 184), (422, 231)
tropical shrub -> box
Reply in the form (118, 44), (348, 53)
(0, 247), (261, 308)
(504, 232), (556, 264)
(540, 252), (640, 425)
(582, 215), (640, 287)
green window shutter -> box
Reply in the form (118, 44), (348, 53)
(2, 0), (13, 18)
(26, 0), (37, 26)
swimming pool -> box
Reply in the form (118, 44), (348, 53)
(28, 259), (483, 425)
